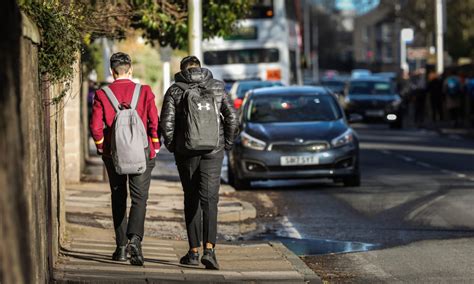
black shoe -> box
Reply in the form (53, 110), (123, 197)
(179, 251), (200, 266)
(201, 248), (220, 270)
(128, 235), (144, 266)
(112, 246), (127, 261)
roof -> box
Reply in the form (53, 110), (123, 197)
(250, 86), (330, 96)
(349, 76), (391, 82)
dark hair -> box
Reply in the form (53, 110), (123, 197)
(180, 55), (201, 71)
(110, 52), (132, 75)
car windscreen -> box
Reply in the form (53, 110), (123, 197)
(247, 94), (342, 123)
(237, 82), (282, 98)
(348, 81), (392, 95)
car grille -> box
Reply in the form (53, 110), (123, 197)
(270, 142), (330, 153)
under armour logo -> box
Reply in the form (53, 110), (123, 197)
(197, 103), (211, 111)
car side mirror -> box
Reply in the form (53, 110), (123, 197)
(348, 113), (363, 123)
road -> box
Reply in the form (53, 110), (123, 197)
(153, 124), (474, 282)
(242, 123), (474, 282)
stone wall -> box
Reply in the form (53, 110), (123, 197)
(0, 2), (67, 283)
(64, 61), (82, 183)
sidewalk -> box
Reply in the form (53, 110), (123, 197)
(54, 149), (320, 283)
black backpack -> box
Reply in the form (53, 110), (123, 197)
(175, 82), (220, 152)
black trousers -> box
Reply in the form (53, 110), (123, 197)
(175, 150), (224, 249)
(103, 156), (155, 246)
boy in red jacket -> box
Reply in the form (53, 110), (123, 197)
(90, 52), (160, 266)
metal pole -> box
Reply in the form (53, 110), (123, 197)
(303, 0), (310, 75)
(435, 0), (444, 74)
(312, 6), (319, 82)
(188, 0), (203, 60)
(400, 32), (408, 74)
(163, 61), (170, 94)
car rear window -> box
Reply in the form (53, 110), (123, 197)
(247, 94), (342, 123)
(349, 81), (393, 95)
(237, 82), (283, 98)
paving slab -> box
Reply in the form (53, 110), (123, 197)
(54, 223), (320, 283)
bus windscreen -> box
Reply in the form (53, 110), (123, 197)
(204, 48), (279, 65)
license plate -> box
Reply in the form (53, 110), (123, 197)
(280, 155), (319, 166)
(365, 110), (384, 117)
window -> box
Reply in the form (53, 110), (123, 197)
(247, 94), (342, 123)
(203, 48), (279, 65)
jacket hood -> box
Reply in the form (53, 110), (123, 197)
(174, 67), (213, 85)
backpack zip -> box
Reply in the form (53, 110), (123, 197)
(213, 96), (220, 148)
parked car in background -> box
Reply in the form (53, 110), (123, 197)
(351, 69), (372, 79)
(229, 80), (283, 109)
(320, 77), (347, 96)
(342, 77), (403, 129)
(228, 86), (361, 190)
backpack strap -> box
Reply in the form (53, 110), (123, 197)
(102, 86), (120, 112)
(130, 83), (142, 110)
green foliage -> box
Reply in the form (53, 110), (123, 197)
(19, 0), (85, 84)
(132, 0), (251, 49)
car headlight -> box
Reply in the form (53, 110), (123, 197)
(241, 132), (266, 151)
(331, 129), (354, 148)
(391, 98), (402, 107)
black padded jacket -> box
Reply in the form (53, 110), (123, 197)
(159, 67), (239, 154)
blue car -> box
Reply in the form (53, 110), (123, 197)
(228, 86), (361, 190)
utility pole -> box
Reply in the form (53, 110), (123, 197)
(303, 0), (311, 80)
(435, 0), (444, 74)
(160, 46), (172, 95)
(188, 0), (203, 60)
(311, 6), (320, 83)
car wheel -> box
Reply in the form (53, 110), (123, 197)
(343, 173), (361, 187)
(228, 159), (251, 190)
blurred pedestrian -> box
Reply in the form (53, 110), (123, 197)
(443, 70), (463, 127)
(427, 71), (444, 122)
(159, 56), (238, 270)
(410, 69), (427, 126)
(90, 52), (161, 266)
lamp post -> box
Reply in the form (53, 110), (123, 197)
(435, 0), (445, 74)
(188, 0), (203, 60)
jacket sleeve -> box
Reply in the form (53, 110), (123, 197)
(145, 86), (160, 152)
(89, 90), (105, 154)
(221, 92), (239, 151)
(159, 86), (177, 152)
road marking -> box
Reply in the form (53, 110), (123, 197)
(407, 195), (447, 220)
(457, 173), (467, 178)
(441, 169), (456, 175)
(396, 154), (414, 162)
(416, 161), (434, 169)
(350, 254), (392, 279)
(257, 193), (275, 208)
(361, 142), (474, 155)
(279, 216), (302, 239)
(380, 150), (391, 155)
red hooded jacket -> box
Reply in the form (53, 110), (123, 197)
(90, 79), (160, 159)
